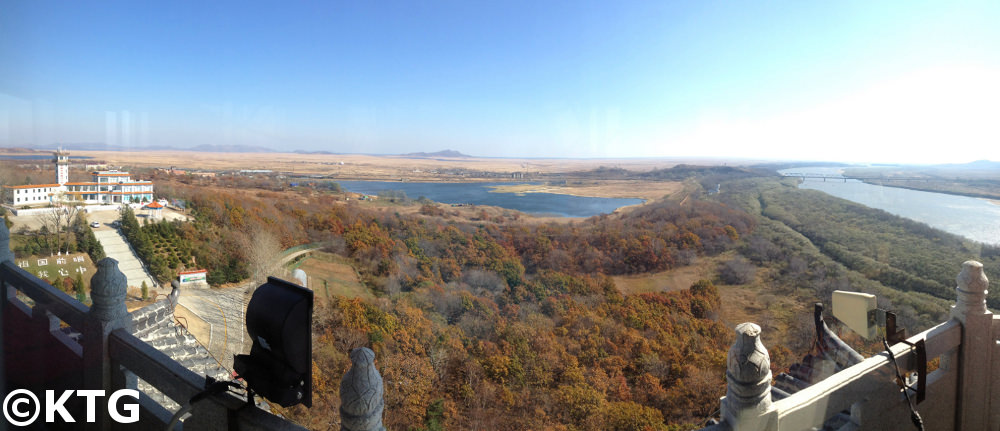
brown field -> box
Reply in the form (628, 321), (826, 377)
(489, 179), (683, 201)
(612, 259), (715, 295)
(7, 148), (748, 179)
(291, 251), (372, 304)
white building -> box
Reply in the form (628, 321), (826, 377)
(3, 151), (154, 207)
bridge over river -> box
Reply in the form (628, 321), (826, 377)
(780, 172), (931, 182)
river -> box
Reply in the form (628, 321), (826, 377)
(336, 181), (644, 218)
(778, 167), (1000, 245)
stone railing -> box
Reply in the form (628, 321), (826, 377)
(708, 260), (993, 431)
(1, 220), (389, 430)
(0, 222), (307, 430)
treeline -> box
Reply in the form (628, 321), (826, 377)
(755, 187), (1000, 307)
(147, 176), (757, 429)
(119, 206), (253, 285)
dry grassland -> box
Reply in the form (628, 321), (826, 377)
(43, 149), (740, 179)
(292, 252), (372, 304)
(489, 180), (683, 201)
(612, 259), (716, 295)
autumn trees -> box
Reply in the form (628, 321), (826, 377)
(143, 175), (759, 428)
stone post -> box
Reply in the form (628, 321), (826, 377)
(721, 322), (774, 430)
(340, 347), (386, 431)
(951, 260), (991, 430)
(0, 221), (10, 412)
(83, 258), (132, 431)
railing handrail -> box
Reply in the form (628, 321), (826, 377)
(771, 318), (961, 428)
(1, 260), (88, 328)
(108, 328), (308, 430)
(0, 250), (306, 429)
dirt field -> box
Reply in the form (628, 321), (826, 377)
(612, 260), (714, 295)
(18, 149), (746, 179)
(290, 251), (372, 304)
(488, 180), (683, 201)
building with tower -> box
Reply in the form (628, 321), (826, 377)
(54, 149), (69, 185)
(3, 150), (155, 207)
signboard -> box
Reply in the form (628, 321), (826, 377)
(179, 270), (208, 284)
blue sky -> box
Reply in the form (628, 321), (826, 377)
(2, 1), (999, 163)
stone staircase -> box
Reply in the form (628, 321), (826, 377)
(129, 297), (230, 411)
(93, 228), (158, 290)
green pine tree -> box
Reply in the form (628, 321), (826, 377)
(75, 272), (87, 303)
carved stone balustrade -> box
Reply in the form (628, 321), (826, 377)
(340, 347), (386, 431)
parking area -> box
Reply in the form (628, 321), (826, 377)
(8, 206), (190, 232)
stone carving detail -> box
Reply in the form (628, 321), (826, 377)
(0, 222), (13, 263)
(954, 260), (989, 319)
(89, 258), (129, 323)
(724, 322), (772, 421)
(340, 347), (386, 431)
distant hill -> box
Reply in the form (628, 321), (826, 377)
(934, 160), (1000, 170)
(4, 143), (278, 153)
(293, 150), (339, 155)
(402, 149), (471, 158)
(0, 147), (46, 154)
(188, 144), (276, 153)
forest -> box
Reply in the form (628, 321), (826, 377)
(116, 165), (996, 429)
(140, 172), (755, 429)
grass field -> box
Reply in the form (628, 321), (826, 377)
(289, 251), (372, 304)
(612, 257), (717, 295)
(12, 252), (97, 291)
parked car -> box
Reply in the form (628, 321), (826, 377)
(90, 221), (101, 228)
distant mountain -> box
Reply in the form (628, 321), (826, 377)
(293, 149), (339, 155)
(5, 143), (280, 153)
(937, 160), (1000, 170)
(402, 149), (471, 158)
(0, 147), (46, 154)
(188, 144), (276, 153)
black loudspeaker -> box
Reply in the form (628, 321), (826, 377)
(234, 276), (313, 408)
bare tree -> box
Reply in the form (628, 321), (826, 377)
(40, 203), (81, 254)
(62, 204), (80, 250)
(241, 228), (281, 290)
(40, 208), (67, 253)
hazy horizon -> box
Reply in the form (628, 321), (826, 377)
(3, 1), (1000, 164)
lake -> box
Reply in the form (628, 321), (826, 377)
(779, 167), (1000, 245)
(336, 181), (644, 218)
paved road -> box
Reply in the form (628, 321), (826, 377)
(176, 285), (251, 370)
(92, 229), (160, 292)
(169, 244), (325, 371)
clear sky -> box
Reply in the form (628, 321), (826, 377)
(2, 1), (999, 164)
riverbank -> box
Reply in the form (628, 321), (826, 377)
(487, 180), (681, 201)
(856, 179), (1000, 201)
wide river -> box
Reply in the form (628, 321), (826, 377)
(778, 167), (1000, 245)
(336, 181), (644, 218)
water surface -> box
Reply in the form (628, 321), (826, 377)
(337, 181), (644, 218)
(779, 167), (1000, 245)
